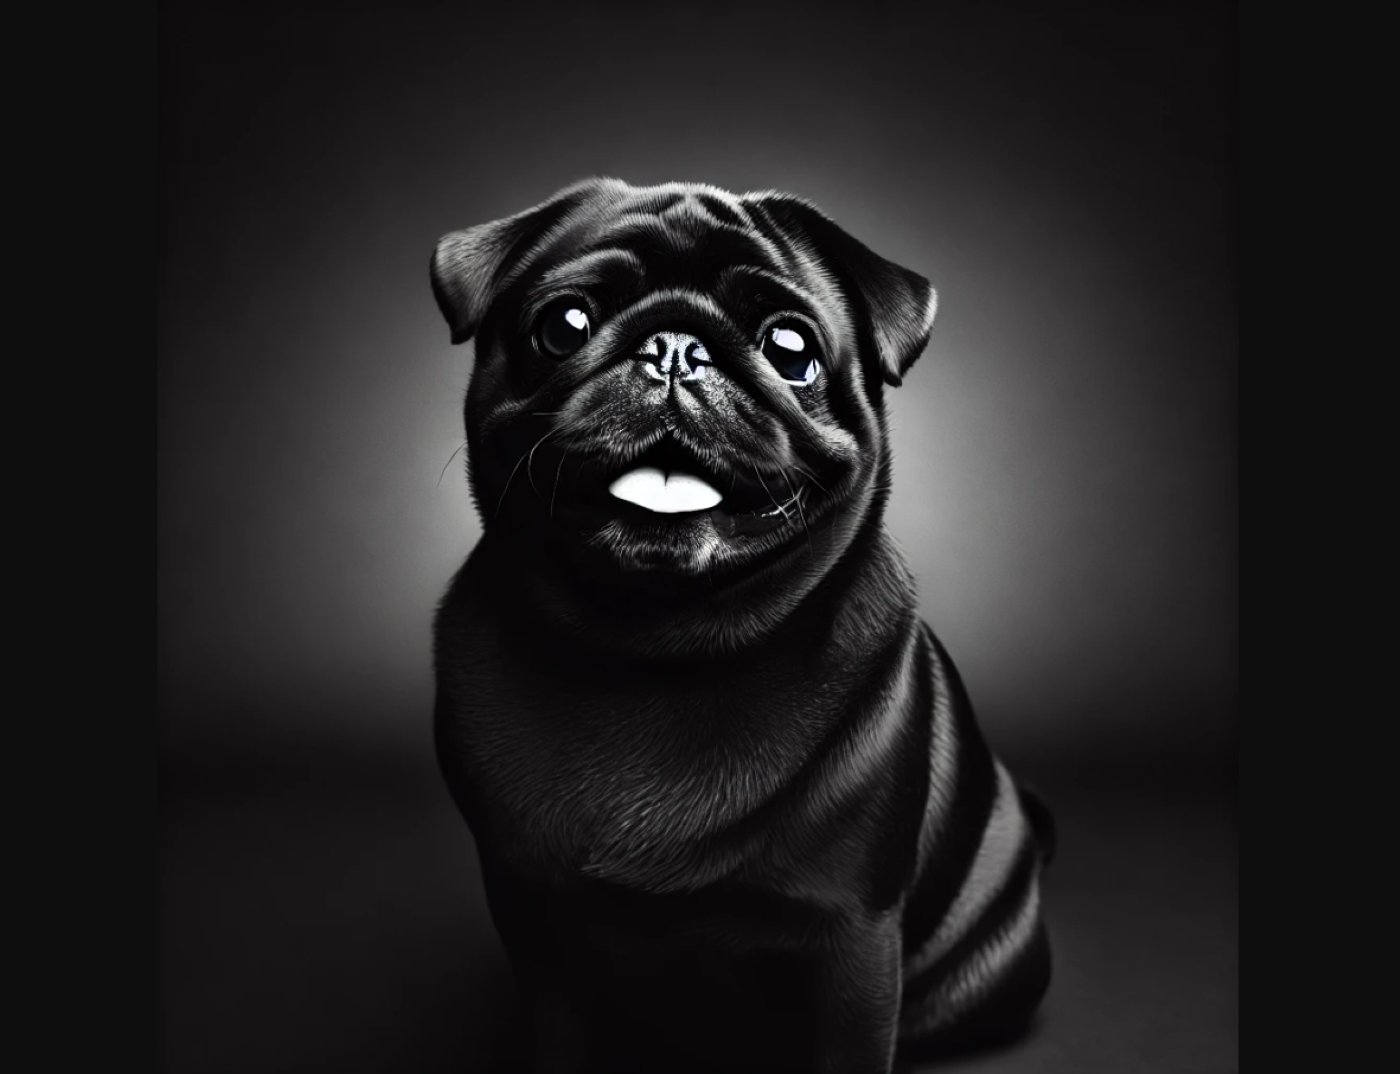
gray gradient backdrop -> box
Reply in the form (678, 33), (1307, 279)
(158, 4), (1237, 1071)
(158, 0), (1236, 779)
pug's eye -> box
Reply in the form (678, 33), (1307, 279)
(535, 297), (592, 359)
(761, 320), (821, 386)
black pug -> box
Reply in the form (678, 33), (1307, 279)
(430, 178), (1054, 1074)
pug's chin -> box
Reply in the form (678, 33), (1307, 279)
(587, 515), (723, 574)
(578, 503), (795, 575)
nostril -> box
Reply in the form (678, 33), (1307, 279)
(683, 340), (712, 366)
(635, 331), (713, 383)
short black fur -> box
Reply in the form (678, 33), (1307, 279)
(430, 179), (1053, 1073)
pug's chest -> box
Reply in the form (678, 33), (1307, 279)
(436, 659), (830, 885)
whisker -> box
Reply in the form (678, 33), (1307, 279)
(495, 429), (557, 520)
(550, 455), (568, 521)
(436, 440), (467, 489)
(792, 466), (830, 495)
(550, 430), (586, 522)
(782, 470), (814, 558)
(527, 428), (556, 498)
(753, 465), (791, 522)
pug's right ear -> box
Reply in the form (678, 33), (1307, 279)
(430, 178), (623, 345)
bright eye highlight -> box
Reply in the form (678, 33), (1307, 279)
(535, 297), (592, 359)
(761, 320), (821, 386)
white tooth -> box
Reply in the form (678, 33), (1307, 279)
(608, 467), (722, 514)
(661, 471), (723, 512)
(609, 467), (666, 509)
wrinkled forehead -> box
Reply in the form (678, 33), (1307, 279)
(513, 184), (851, 337)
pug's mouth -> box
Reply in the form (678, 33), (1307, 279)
(528, 435), (810, 540)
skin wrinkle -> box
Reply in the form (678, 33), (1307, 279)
(914, 635), (962, 881)
(530, 246), (647, 299)
(901, 879), (1043, 1039)
(905, 761), (1031, 980)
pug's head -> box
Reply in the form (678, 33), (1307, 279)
(431, 178), (935, 648)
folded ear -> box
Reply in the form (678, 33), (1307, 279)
(430, 178), (624, 345)
(743, 193), (937, 387)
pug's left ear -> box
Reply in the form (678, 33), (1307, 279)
(431, 177), (625, 345)
(744, 194), (937, 387)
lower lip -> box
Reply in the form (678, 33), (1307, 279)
(711, 506), (788, 538)
(588, 494), (791, 539)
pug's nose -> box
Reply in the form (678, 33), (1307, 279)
(636, 331), (713, 383)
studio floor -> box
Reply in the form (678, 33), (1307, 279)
(158, 757), (1237, 1074)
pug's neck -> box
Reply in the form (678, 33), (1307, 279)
(435, 516), (923, 886)
(471, 505), (912, 663)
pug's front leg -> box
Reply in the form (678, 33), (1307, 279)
(814, 913), (903, 1074)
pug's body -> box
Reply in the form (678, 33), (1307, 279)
(431, 179), (1053, 1074)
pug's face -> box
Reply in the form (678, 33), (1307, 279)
(432, 178), (936, 588)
